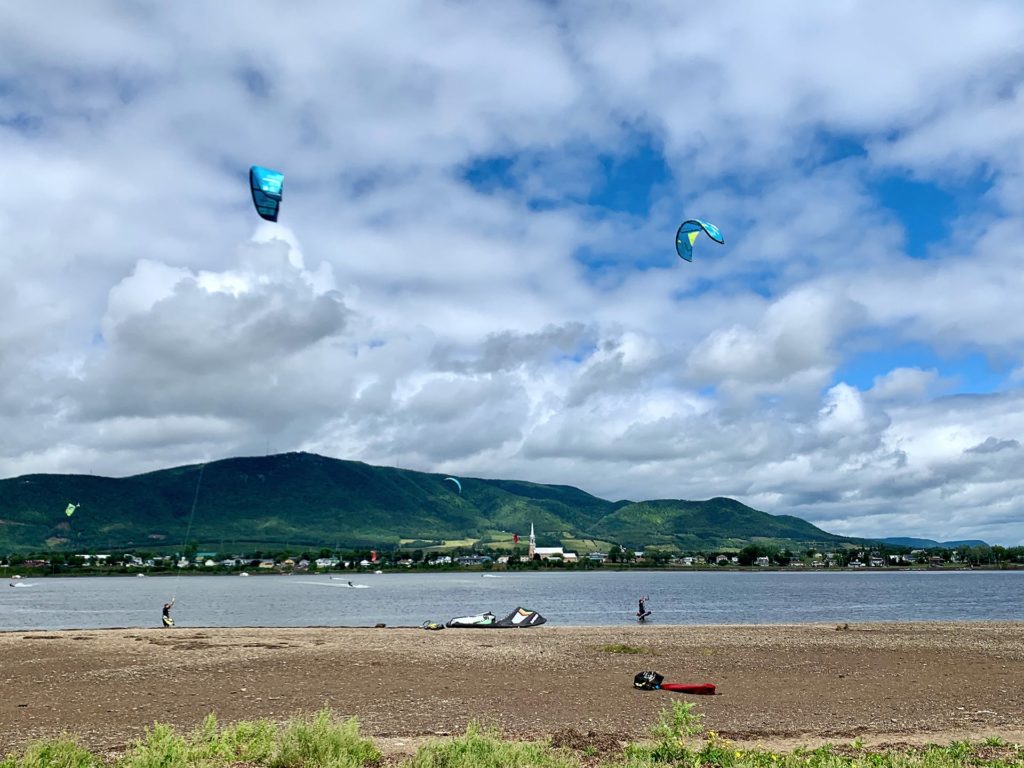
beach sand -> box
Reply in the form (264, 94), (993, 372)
(1, 622), (1022, 757)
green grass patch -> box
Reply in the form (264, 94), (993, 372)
(2, 707), (1021, 768)
(0, 738), (101, 768)
(598, 643), (650, 654)
(406, 723), (577, 768)
(563, 538), (615, 553)
(273, 709), (379, 767)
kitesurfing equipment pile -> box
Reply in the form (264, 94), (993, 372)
(633, 671), (716, 695)
(445, 607), (546, 628)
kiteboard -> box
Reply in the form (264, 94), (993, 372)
(660, 682), (716, 695)
(634, 671), (715, 695)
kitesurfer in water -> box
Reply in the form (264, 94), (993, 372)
(348, 581), (354, 587)
(162, 598), (175, 627)
(637, 596), (650, 623)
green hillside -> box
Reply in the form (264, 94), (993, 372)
(592, 497), (841, 550)
(0, 452), (852, 554)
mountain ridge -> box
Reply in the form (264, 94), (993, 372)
(1, 451), (869, 554)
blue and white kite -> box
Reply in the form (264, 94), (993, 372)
(675, 219), (724, 262)
(249, 165), (285, 222)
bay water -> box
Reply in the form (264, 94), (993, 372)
(2, 570), (1020, 632)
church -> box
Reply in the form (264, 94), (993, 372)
(526, 523), (578, 562)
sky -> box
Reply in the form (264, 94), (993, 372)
(2, 2), (1024, 546)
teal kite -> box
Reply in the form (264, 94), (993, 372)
(444, 477), (462, 494)
(249, 165), (284, 222)
(675, 219), (724, 262)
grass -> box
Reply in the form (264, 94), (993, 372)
(1, 706), (1021, 768)
(598, 643), (650, 654)
(406, 723), (578, 768)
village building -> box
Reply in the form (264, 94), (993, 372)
(527, 522), (578, 561)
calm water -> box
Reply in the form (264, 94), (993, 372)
(1, 570), (1021, 631)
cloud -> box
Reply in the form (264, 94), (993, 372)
(685, 286), (863, 401)
(868, 368), (941, 402)
(965, 436), (1021, 455)
(1, 2), (1024, 546)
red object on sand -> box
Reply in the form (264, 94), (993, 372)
(659, 682), (716, 695)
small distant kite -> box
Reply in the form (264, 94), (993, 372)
(675, 219), (724, 262)
(65, 503), (79, 517)
(249, 165), (285, 222)
(444, 477), (462, 494)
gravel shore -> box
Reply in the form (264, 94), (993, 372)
(2, 622), (1021, 756)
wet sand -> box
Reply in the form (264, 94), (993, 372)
(1, 622), (1022, 756)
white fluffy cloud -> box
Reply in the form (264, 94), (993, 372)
(2, 2), (1024, 544)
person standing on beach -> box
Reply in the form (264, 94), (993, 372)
(162, 598), (175, 627)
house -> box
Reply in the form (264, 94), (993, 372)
(257, 559), (276, 569)
(715, 555), (729, 565)
(755, 556), (770, 567)
(457, 555), (492, 566)
(587, 552), (608, 562)
(533, 547), (577, 562)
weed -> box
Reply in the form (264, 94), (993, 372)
(0, 739), (99, 768)
(599, 644), (649, 655)
(405, 723), (577, 768)
(271, 708), (380, 768)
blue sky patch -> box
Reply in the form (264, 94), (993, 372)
(871, 172), (992, 260)
(835, 340), (1010, 395)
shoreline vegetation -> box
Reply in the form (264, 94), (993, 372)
(3, 707), (1022, 768)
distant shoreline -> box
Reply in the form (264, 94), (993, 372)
(7, 563), (1021, 579)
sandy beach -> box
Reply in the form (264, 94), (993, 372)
(1, 622), (1022, 757)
